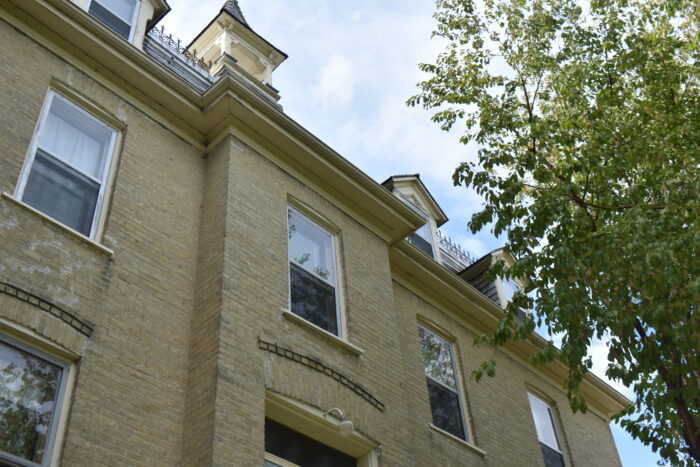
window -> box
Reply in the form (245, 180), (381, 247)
(399, 195), (434, 258)
(265, 418), (355, 467)
(527, 393), (565, 467)
(88, 0), (140, 40)
(418, 325), (467, 441)
(408, 221), (434, 257)
(500, 277), (519, 304)
(287, 207), (341, 336)
(17, 92), (117, 238)
(0, 335), (70, 467)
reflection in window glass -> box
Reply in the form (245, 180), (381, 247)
(501, 277), (519, 304)
(418, 326), (466, 440)
(288, 208), (340, 335)
(0, 340), (62, 465)
(528, 393), (565, 467)
(88, 0), (138, 40)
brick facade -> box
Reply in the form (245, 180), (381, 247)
(0, 1), (624, 466)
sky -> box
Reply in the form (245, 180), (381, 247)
(159, 1), (660, 465)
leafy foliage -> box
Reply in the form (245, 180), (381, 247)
(409, 0), (700, 463)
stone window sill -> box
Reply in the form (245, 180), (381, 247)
(1, 192), (114, 257)
(281, 309), (364, 356)
(428, 423), (487, 457)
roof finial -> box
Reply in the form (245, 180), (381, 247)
(221, 0), (249, 27)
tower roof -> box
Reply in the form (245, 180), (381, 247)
(221, 0), (249, 27)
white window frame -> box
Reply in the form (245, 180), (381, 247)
(417, 324), (469, 442)
(495, 275), (523, 307)
(286, 206), (343, 337)
(264, 452), (301, 467)
(86, 0), (141, 42)
(0, 334), (71, 467)
(15, 90), (118, 240)
(527, 392), (565, 461)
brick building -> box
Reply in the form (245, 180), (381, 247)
(0, 1), (628, 465)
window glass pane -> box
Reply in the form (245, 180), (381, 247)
(23, 151), (100, 236)
(290, 263), (338, 335)
(0, 341), (61, 465)
(541, 442), (566, 467)
(38, 96), (112, 180)
(528, 393), (561, 451)
(426, 377), (465, 440)
(501, 277), (519, 304)
(288, 209), (336, 284)
(418, 326), (457, 390)
(265, 419), (355, 467)
(88, 2), (132, 39)
(415, 222), (431, 241)
(408, 232), (433, 257)
(93, 0), (137, 23)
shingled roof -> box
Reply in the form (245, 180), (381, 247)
(221, 0), (248, 27)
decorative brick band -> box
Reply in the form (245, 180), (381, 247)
(0, 281), (93, 337)
(259, 339), (385, 412)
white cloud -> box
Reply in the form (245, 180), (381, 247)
(313, 55), (357, 110)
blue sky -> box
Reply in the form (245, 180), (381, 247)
(161, 1), (660, 465)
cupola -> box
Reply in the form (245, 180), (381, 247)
(187, 0), (288, 101)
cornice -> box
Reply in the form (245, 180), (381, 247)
(1, 0), (425, 244)
(389, 241), (631, 420)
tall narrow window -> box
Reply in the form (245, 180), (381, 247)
(0, 336), (70, 467)
(88, 0), (139, 40)
(528, 393), (566, 467)
(287, 207), (341, 336)
(418, 325), (467, 440)
(17, 92), (117, 238)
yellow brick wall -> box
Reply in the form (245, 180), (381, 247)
(0, 13), (622, 467)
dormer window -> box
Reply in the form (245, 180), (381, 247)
(401, 198), (434, 257)
(382, 175), (448, 262)
(498, 277), (521, 306)
(88, 0), (140, 40)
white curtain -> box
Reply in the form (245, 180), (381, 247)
(37, 98), (111, 180)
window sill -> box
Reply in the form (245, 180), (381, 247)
(281, 309), (364, 356)
(1, 192), (114, 257)
(428, 424), (486, 458)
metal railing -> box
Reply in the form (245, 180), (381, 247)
(147, 26), (212, 73)
(437, 230), (476, 267)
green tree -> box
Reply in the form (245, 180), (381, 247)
(408, 0), (699, 463)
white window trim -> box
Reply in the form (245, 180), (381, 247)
(527, 392), (564, 455)
(495, 275), (524, 308)
(86, 0), (141, 42)
(0, 334), (72, 467)
(286, 206), (343, 338)
(264, 452), (301, 467)
(265, 391), (379, 467)
(15, 90), (118, 240)
(418, 324), (470, 442)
